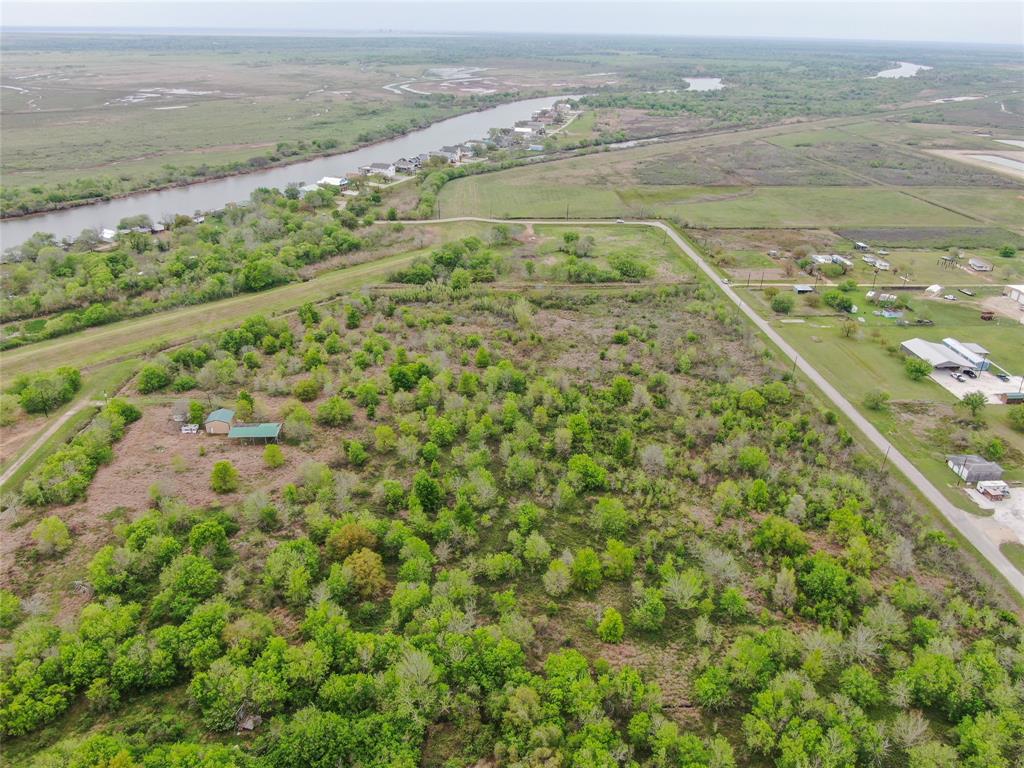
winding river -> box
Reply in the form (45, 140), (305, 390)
(0, 96), (565, 248)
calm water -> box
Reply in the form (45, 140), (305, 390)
(0, 96), (565, 248)
(872, 61), (932, 78)
(684, 77), (724, 92)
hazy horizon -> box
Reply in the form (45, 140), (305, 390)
(3, 1), (1022, 46)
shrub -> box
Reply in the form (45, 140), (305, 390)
(136, 364), (171, 394)
(292, 378), (322, 402)
(593, 497), (630, 536)
(863, 389), (891, 411)
(771, 294), (795, 314)
(571, 548), (602, 592)
(597, 607), (625, 643)
(567, 454), (606, 491)
(753, 515), (808, 557)
(904, 358), (932, 381)
(1009, 406), (1024, 432)
(210, 460), (239, 493)
(31, 515), (72, 556)
(543, 559), (571, 597)
(316, 396), (354, 426)
(630, 587), (666, 631)
(263, 443), (285, 468)
(0, 589), (22, 629)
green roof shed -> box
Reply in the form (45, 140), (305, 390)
(228, 423), (282, 442)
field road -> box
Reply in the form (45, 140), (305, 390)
(418, 216), (1024, 598)
(0, 400), (103, 487)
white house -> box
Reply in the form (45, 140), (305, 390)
(100, 228), (118, 242)
(1005, 284), (1024, 305)
(317, 176), (347, 187)
(360, 163), (396, 178)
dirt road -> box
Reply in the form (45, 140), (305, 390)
(0, 400), (102, 488)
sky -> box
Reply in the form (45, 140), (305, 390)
(2, 1), (1022, 46)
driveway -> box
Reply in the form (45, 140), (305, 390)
(418, 216), (1024, 598)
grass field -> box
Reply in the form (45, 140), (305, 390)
(441, 172), (981, 227)
(1002, 542), (1024, 575)
(917, 188), (1024, 230)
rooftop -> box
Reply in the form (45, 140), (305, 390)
(228, 423), (281, 439)
(205, 408), (235, 423)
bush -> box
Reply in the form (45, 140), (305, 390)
(904, 358), (932, 381)
(263, 443), (285, 468)
(136, 364), (171, 394)
(863, 389), (891, 411)
(630, 587), (666, 631)
(316, 396), (354, 426)
(292, 378), (323, 402)
(770, 294), (795, 314)
(31, 515), (71, 556)
(1009, 406), (1024, 432)
(571, 548), (602, 592)
(210, 460), (239, 493)
(597, 607), (625, 643)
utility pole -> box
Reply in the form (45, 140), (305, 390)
(880, 444), (891, 470)
(565, 203), (569, 220)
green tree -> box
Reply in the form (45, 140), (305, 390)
(958, 391), (987, 420)
(863, 389), (891, 411)
(210, 460), (239, 493)
(770, 293), (795, 314)
(905, 358), (932, 381)
(343, 548), (387, 599)
(31, 515), (71, 556)
(263, 443), (285, 468)
(571, 547), (602, 592)
(597, 607), (625, 643)
(137, 364), (171, 393)
(998, 244), (1017, 258)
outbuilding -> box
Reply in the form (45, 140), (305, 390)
(228, 422), (282, 444)
(1005, 285), (1024, 306)
(900, 338), (974, 370)
(205, 408), (235, 435)
(969, 258), (993, 272)
(793, 284), (814, 294)
(947, 454), (1004, 483)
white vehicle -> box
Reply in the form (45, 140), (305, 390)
(616, 218), (625, 223)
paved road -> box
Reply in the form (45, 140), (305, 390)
(0, 400), (103, 488)
(418, 216), (1024, 598)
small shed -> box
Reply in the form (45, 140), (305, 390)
(228, 423), (282, 443)
(969, 258), (992, 272)
(205, 408), (235, 435)
(793, 284), (814, 294)
(1000, 392), (1024, 405)
(947, 455), (1004, 483)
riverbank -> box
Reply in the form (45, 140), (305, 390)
(0, 96), (571, 247)
(0, 94), (562, 223)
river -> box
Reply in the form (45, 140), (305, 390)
(0, 96), (565, 248)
